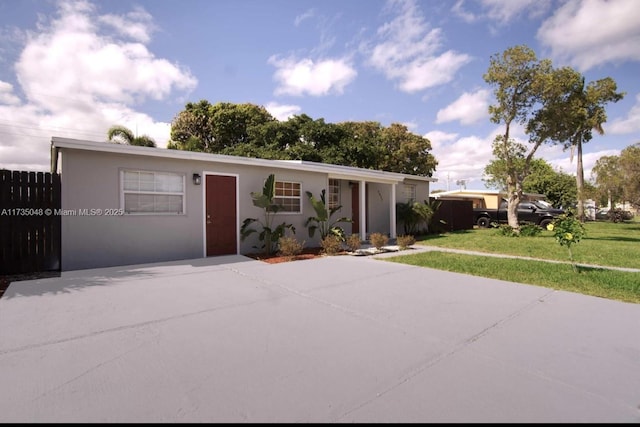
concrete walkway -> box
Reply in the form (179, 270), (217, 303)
(1, 253), (639, 423)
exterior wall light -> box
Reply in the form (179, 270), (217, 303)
(193, 173), (202, 185)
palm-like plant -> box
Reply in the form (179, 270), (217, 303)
(304, 189), (351, 242)
(107, 125), (157, 147)
(240, 174), (295, 256)
(396, 199), (440, 235)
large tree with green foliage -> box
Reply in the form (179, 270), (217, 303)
(107, 125), (156, 147)
(619, 143), (640, 209)
(379, 123), (437, 175)
(168, 101), (275, 153)
(522, 159), (577, 209)
(528, 67), (624, 221)
(484, 157), (577, 209)
(167, 101), (437, 177)
(483, 45), (552, 229)
(591, 155), (624, 208)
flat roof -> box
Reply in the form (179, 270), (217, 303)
(51, 137), (436, 185)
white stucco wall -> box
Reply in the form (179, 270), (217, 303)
(56, 142), (431, 270)
(59, 148), (328, 270)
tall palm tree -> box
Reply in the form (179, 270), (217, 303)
(107, 125), (157, 147)
(565, 77), (623, 221)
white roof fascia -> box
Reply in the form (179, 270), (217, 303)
(51, 137), (435, 185)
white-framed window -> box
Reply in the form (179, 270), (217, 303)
(121, 170), (185, 214)
(328, 179), (340, 210)
(403, 184), (416, 203)
(275, 180), (301, 213)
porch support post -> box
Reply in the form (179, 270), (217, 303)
(359, 180), (366, 240)
(390, 183), (397, 239)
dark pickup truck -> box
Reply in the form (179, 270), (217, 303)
(474, 199), (564, 228)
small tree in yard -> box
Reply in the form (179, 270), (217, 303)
(547, 213), (586, 272)
(241, 173), (295, 256)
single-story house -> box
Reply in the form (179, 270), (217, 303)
(51, 137), (435, 271)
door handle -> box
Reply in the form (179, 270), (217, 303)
(206, 213), (212, 225)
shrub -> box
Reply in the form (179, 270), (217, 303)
(396, 198), (441, 235)
(277, 236), (304, 260)
(345, 234), (361, 252)
(519, 224), (542, 237)
(369, 232), (389, 250)
(396, 235), (416, 249)
(495, 224), (518, 237)
(496, 223), (542, 237)
(320, 235), (342, 255)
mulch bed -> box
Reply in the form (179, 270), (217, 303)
(245, 246), (349, 264)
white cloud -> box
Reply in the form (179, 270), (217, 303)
(480, 0), (550, 24)
(366, 0), (471, 93)
(401, 121), (418, 131)
(452, 0), (550, 27)
(0, 0), (197, 171)
(423, 130), (458, 150)
(0, 81), (21, 105)
(99, 6), (155, 43)
(436, 89), (490, 125)
(537, 0), (640, 71)
(268, 55), (357, 97)
(265, 102), (301, 121)
(609, 92), (640, 134)
(294, 9), (315, 27)
(451, 0), (478, 23)
(428, 129), (499, 190)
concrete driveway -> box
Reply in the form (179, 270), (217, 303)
(1, 253), (639, 423)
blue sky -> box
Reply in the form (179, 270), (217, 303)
(0, 0), (638, 191)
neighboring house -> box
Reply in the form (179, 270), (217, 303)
(51, 137), (435, 270)
(430, 189), (548, 209)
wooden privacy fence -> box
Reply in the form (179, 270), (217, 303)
(432, 198), (474, 232)
(0, 170), (61, 275)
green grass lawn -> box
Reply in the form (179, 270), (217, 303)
(414, 219), (640, 269)
(385, 218), (640, 304)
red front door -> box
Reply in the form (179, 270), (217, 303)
(206, 175), (237, 256)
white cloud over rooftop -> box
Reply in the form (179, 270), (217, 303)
(268, 55), (357, 97)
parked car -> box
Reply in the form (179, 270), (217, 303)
(596, 208), (634, 222)
(595, 208), (610, 220)
(474, 199), (564, 228)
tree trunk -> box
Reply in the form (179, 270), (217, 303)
(576, 137), (585, 222)
(506, 175), (520, 230)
